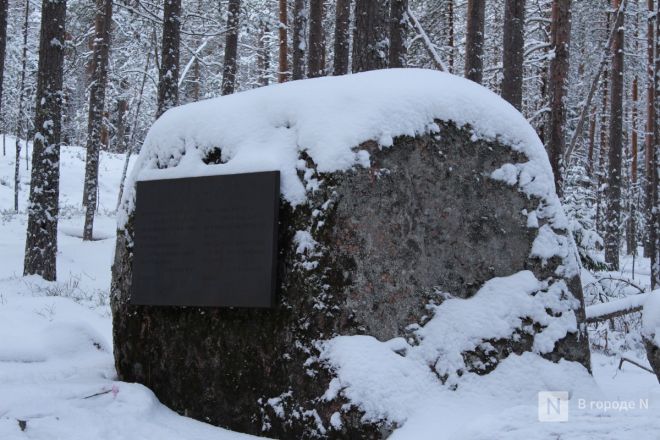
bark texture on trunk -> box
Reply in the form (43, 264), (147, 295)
(278, 0), (288, 82)
(604, 0), (624, 270)
(333, 0), (351, 75)
(24, 0), (67, 281)
(291, 0), (305, 80)
(307, 0), (325, 77)
(501, 0), (525, 110)
(651, 0), (660, 288)
(646, 0), (656, 258)
(0, 0), (8, 132)
(83, 0), (113, 242)
(352, 0), (389, 73)
(14, 0), (30, 212)
(546, 0), (571, 195)
(464, 0), (485, 83)
(156, 0), (181, 116)
(388, 0), (407, 68)
(221, 0), (240, 94)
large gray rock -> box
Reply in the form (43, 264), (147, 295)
(112, 119), (590, 438)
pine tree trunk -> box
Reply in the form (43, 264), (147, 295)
(221, 0), (240, 94)
(114, 98), (128, 153)
(628, 77), (639, 255)
(23, 0), (67, 281)
(352, 0), (389, 73)
(257, 23), (270, 86)
(14, 0), (29, 212)
(0, 0), (8, 137)
(307, 0), (325, 77)
(651, 0), (660, 288)
(278, 0), (288, 82)
(333, 0), (351, 75)
(388, 0), (407, 68)
(501, 0), (525, 110)
(546, 0), (571, 195)
(446, 0), (454, 72)
(156, 0), (181, 115)
(604, 0), (624, 270)
(645, 0), (656, 258)
(587, 114), (596, 177)
(291, 0), (305, 80)
(83, 0), (112, 242)
(464, 0), (485, 83)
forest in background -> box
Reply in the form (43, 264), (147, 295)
(0, 0), (658, 291)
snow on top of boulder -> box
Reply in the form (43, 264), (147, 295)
(119, 68), (560, 227)
(643, 290), (660, 346)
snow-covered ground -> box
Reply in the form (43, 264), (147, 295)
(1, 137), (659, 439)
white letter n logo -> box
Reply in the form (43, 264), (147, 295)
(538, 391), (569, 422)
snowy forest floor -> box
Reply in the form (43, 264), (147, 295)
(1, 138), (660, 439)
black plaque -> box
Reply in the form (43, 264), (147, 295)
(131, 171), (279, 307)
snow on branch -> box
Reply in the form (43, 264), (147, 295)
(405, 7), (447, 72)
(585, 291), (648, 324)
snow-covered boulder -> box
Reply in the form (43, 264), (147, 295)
(111, 69), (590, 438)
(643, 291), (660, 382)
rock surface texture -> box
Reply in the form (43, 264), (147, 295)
(112, 70), (591, 438)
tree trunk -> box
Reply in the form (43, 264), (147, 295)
(307, 0), (325, 77)
(388, 0), (407, 68)
(546, 0), (571, 195)
(14, 0), (29, 212)
(114, 96), (129, 153)
(501, 0), (525, 110)
(0, 0), (8, 139)
(278, 0), (288, 82)
(352, 0), (389, 73)
(587, 114), (596, 177)
(628, 76), (639, 255)
(257, 23), (270, 86)
(221, 0), (240, 94)
(464, 0), (485, 83)
(645, 0), (656, 258)
(446, 0), (454, 72)
(23, 0), (67, 281)
(333, 0), (351, 75)
(651, 0), (660, 289)
(156, 0), (181, 116)
(291, 0), (305, 80)
(83, 0), (112, 241)
(604, 0), (624, 270)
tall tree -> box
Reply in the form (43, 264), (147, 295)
(278, 0), (288, 82)
(221, 0), (240, 94)
(256, 22), (270, 86)
(651, 0), (660, 288)
(0, 0), (8, 137)
(333, 0), (351, 75)
(23, 0), (67, 281)
(388, 0), (407, 68)
(646, 0), (656, 258)
(156, 0), (181, 116)
(307, 0), (325, 77)
(14, 0), (29, 212)
(501, 0), (525, 110)
(446, 0), (455, 72)
(82, 0), (112, 241)
(604, 0), (624, 269)
(352, 0), (389, 72)
(291, 0), (305, 80)
(546, 0), (571, 194)
(628, 76), (638, 255)
(464, 0), (485, 83)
